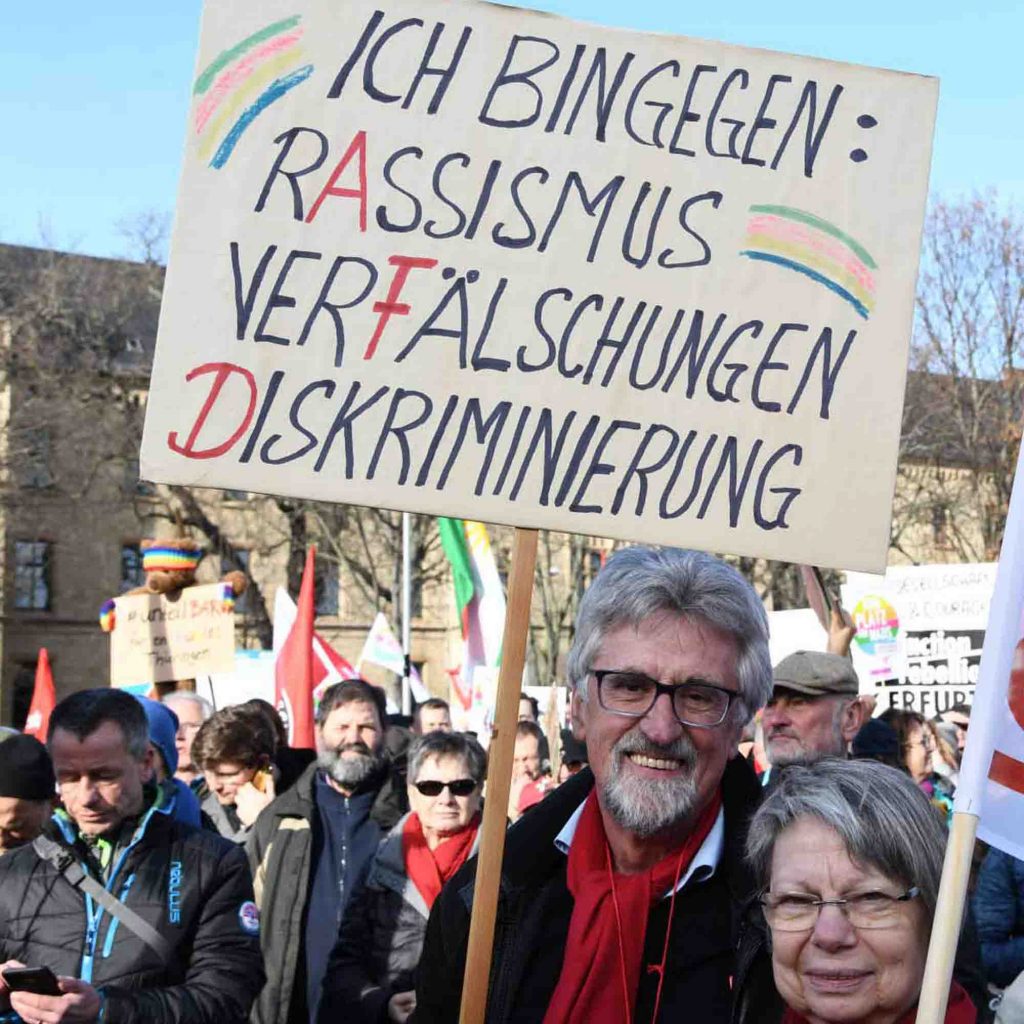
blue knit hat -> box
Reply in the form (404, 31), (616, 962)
(135, 696), (179, 775)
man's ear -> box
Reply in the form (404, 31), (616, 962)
(139, 744), (156, 784)
(840, 697), (870, 744)
(570, 690), (586, 743)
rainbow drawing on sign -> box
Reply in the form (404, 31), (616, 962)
(739, 205), (877, 320)
(193, 15), (313, 170)
(852, 595), (900, 679)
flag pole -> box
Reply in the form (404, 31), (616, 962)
(401, 512), (412, 716)
(917, 430), (1024, 1022)
(458, 526), (538, 1024)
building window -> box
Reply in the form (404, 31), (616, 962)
(18, 428), (53, 488)
(223, 489), (249, 502)
(315, 560), (339, 616)
(14, 541), (52, 611)
(585, 548), (605, 581)
(223, 549), (251, 613)
(120, 543), (145, 592)
(932, 504), (952, 549)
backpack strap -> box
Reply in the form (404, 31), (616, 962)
(33, 835), (174, 961)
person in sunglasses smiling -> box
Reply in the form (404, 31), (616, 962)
(319, 731), (485, 1024)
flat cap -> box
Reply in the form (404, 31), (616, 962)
(0, 734), (55, 801)
(773, 650), (859, 698)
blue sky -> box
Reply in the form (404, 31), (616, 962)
(3, 0), (1021, 260)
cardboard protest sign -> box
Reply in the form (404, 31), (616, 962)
(141, 0), (938, 571)
(842, 563), (996, 714)
(110, 583), (236, 687)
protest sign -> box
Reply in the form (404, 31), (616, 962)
(842, 563), (996, 714)
(109, 583), (236, 687)
(141, 0), (937, 572)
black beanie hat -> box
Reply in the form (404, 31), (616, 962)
(0, 734), (56, 800)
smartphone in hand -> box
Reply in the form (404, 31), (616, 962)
(1, 966), (61, 997)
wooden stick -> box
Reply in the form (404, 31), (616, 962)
(915, 811), (979, 1024)
(458, 527), (539, 1024)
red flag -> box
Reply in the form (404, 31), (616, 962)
(24, 648), (55, 741)
(275, 548), (317, 749)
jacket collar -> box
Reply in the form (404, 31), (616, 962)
(495, 755), (761, 896)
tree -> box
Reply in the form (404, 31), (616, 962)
(894, 193), (1024, 562)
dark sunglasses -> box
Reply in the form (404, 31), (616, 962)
(413, 778), (478, 797)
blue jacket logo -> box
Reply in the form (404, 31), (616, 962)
(168, 860), (183, 924)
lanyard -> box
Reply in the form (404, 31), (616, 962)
(606, 843), (688, 1024)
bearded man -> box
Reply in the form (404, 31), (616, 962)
(415, 546), (773, 1023)
(248, 679), (407, 1024)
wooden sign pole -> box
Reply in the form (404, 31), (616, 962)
(458, 526), (539, 1024)
(915, 811), (978, 1023)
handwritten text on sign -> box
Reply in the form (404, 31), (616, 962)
(110, 584), (236, 687)
(141, 0), (938, 571)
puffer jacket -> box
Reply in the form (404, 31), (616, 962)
(0, 783), (264, 1024)
(974, 847), (1024, 987)
(319, 813), (480, 1023)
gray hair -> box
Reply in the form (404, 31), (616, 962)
(566, 546), (771, 720)
(746, 758), (947, 921)
(162, 691), (213, 722)
(408, 731), (487, 786)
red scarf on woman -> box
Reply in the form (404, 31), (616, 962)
(780, 980), (976, 1024)
(402, 811), (480, 910)
(543, 789), (722, 1024)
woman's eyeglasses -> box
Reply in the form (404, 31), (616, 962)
(413, 778), (478, 797)
(760, 887), (921, 931)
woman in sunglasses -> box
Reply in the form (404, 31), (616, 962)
(319, 730), (485, 1024)
(742, 758), (975, 1024)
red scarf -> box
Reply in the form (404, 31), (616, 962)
(402, 811), (480, 911)
(543, 789), (722, 1024)
(781, 980), (976, 1024)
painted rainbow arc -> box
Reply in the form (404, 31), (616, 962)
(739, 204), (878, 320)
(192, 15), (313, 170)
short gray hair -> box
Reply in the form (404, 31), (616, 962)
(566, 546), (771, 720)
(408, 731), (487, 786)
(162, 691), (213, 721)
(746, 758), (946, 920)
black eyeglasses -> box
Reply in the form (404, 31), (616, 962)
(413, 778), (478, 797)
(591, 670), (737, 728)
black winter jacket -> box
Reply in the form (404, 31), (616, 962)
(247, 761), (407, 1024)
(0, 786), (264, 1024)
(319, 812), (480, 1024)
(413, 757), (763, 1024)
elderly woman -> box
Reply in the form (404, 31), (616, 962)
(745, 758), (975, 1024)
(319, 730), (485, 1024)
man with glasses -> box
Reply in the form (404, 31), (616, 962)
(415, 546), (773, 1023)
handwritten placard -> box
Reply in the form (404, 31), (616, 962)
(141, 0), (938, 571)
(110, 584), (236, 687)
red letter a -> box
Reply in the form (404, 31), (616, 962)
(167, 362), (258, 460)
(305, 130), (367, 230)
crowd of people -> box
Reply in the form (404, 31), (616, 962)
(0, 544), (1018, 1023)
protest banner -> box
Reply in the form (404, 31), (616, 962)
(142, 0), (937, 574)
(109, 583), (236, 687)
(140, 1), (938, 1018)
(842, 563), (996, 714)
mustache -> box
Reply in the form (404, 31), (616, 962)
(334, 741), (373, 758)
(612, 726), (697, 766)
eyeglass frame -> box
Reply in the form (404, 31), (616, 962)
(758, 885), (922, 931)
(412, 778), (480, 798)
(590, 669), (738, 729)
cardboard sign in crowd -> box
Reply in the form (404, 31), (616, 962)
(142, 0), (938, 572)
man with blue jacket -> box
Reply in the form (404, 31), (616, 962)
(0, 688), (263, 1024)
